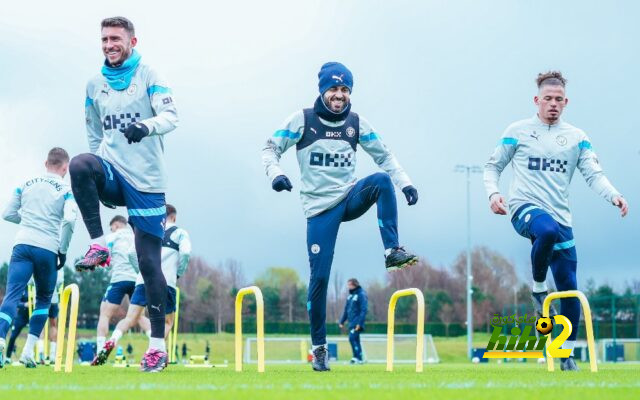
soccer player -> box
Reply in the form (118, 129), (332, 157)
(0, 148), (76, 368)
(339, 278), (368, 364)
(262, 62), (419, 371)
(70, 16), (178, 372)
(484, 71), (628, 371)
(92, 204), (191, 365)
(95, 215), (150, 355)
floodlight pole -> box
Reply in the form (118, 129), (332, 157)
(455, 164), (482, 359)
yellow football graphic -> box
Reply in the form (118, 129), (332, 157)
(536, 317), (554, 335)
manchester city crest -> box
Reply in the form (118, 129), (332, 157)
(127, 84), (137, 95)
(346, 127), (356, 138)
(556, 135), (567, 146)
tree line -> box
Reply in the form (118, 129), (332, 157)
(0, 246), (638, 336)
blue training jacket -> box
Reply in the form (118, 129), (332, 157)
(340, 286), (368, 329)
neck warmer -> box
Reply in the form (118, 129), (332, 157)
(101, 50), (141, 91)
(313, 96), (351, 123)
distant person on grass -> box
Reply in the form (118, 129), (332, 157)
(339, 278), (368, 364)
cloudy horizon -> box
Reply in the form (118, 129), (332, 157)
(1, 0), (638, 291)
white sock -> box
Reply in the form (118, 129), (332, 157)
(91, 236), (106, 247)
(312, 343), (326, 351)
(0, 338), (6, 348)
(146, 330), (151, 338)
(22, 334), (39, 358)
(97, 336), (106, 350)
(532, 281), (548, 293)
(148, 337), (166, 352)
(563, 340), (576, 356)
(37, 339), (44, 356)
(49, 341), (57, 359)
(110, 329), (123, 344)
(384, 248), (393, 257)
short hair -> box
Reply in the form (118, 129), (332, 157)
(47, 147), (69, 167)
(110, 215), (127, 226)
(536, 71), (567, 89)
(166, 204), (177, 218)
(347, 278), (360, 287)
(101, 17), (135, 37)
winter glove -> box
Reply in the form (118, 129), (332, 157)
(57, 252), (67, 270)
(272, 175), (293, 192)
(402, 185), (418, 206)
(124, 122), (150, 144)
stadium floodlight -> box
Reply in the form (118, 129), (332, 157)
(454, 164), (482, 360)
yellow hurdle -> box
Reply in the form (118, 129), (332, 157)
(54, 284), (80, 373)
(167, 287), (181, 363)
(386, 288), (425, 372)
(234, 286), (264, 372)
(543, 290), (597, 372)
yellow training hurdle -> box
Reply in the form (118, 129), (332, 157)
(54, 284), (79, 373)
(234, 286), (265, 372)
(386, 288), (425, 372)
(167, 287), (181, 363)
(543, 290), (597, 372)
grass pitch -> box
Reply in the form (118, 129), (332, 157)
(1, 361), (638, 400)
(1, 333), (638, 399)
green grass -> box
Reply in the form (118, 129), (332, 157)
(1, 363), (639, 400)
(2, 332), (639, 399)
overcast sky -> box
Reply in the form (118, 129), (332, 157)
(0, 0), (638, 290)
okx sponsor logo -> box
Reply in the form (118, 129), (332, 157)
(482, 313), (573, 359)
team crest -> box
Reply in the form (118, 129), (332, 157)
(311, 244), (320, 254)
(127, 84), (137, 95)
(346, 127), (356, 138)
(556, 135), (567, 146)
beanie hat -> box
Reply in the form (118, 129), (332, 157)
(318, 62), (353, 94)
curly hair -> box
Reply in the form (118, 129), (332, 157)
(536, 71), (567, 88)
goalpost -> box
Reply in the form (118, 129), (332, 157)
(244, 334), (440, 365)
(598, 338), (640, 363)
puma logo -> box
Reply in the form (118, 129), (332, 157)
(101, 89), (109, 95)
(310, 127), (317, 135)
(530, 131), (539, 140)
(150, 304), (161, 312)
(332, 74), (344, 83)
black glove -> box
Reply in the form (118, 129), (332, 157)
(124, 122), (150, 144)
(57, 252), (67, 270)
(402, 185), (418, 206)
(272, 175), (293, 192)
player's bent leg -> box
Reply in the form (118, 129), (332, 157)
(70, 154), (118, 271)
(343, 173), (417, 271)
(524, 212), (560, 317)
